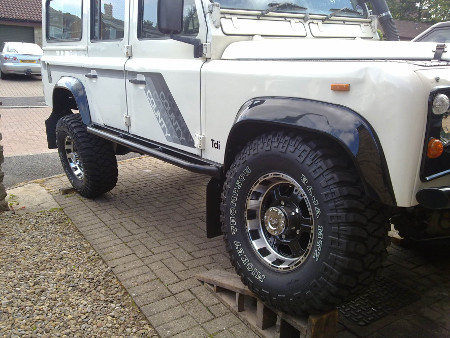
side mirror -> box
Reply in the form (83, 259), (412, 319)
(158, 0), (184, 35)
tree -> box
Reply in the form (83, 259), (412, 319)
(386, 0), (449, 23)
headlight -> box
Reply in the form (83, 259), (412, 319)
(433, 93), (450, 115)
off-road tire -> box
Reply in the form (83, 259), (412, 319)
(56, 114), (118, 198)
(221, 132), (389, 315)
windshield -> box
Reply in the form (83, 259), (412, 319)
(215, 0), (365, 17)
(6, 43), (43, 55)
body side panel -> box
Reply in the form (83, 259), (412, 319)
(202, 59), (447, 207)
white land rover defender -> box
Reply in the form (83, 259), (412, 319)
(42, 0), (450, 314)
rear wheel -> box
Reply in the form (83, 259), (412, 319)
(1, 71), (7, 80)
(221, 132), (389, 315)
(56, 114), (118, 197)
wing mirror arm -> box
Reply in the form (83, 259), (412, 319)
(170, 35), (203, 58)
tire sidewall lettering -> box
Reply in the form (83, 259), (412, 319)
(234, 241), (265, 283)
(229, 166), (251, 236)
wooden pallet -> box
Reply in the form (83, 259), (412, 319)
(197, 270), (338, 338)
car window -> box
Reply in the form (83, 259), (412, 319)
(47, 0), (83, 41)
(138, 0), (199, 39)
(418, 28), (450, 43)
(6, 43), (43, 55)
(91, 0), (125, 40)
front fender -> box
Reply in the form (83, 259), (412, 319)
(228, 97), (396, 206)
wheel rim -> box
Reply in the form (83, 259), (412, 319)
(245, 173), (315, 271)
(64, 136), (84, 180)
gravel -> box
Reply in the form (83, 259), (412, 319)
(0, 210), (158, 337)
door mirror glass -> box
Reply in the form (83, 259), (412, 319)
(158, 0), (184, 35)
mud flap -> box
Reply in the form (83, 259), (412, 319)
(206, 177), (223, 238)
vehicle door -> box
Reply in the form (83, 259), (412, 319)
(85, 0), (130, 131)
(125, 0), (206, 155)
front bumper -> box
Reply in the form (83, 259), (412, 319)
(416, 187), (450, 209)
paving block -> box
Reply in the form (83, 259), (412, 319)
(140, 296), (181, 317)
(157, 316), (198, 338)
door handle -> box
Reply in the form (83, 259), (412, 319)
(85, 73), (98, 79)
(129, 78), (146, 85)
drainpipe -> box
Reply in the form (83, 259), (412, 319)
(370, 0), (400, 41)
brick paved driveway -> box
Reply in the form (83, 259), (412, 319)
(43, 157), (450, 338)
(0, 76), (52, 157)
(0, 107), (54, 157)
(0, 75), (43, 97)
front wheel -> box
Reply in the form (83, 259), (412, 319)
(56, 114), (118, 198)
(221, 133), (389, 315)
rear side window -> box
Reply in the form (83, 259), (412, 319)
(91, 0), (125, 40)
(138, 0), (199, 39)
(419, 28), (450, 43)
(47, 0), (83, 41)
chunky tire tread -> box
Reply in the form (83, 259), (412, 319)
(221, 132), (389, 315)
(56, 114), (118, 198)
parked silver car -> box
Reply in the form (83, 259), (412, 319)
(0, 42), (43, 79)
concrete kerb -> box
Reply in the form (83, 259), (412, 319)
(0, 106), (49, 109)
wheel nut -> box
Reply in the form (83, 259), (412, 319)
(281, 201), (285, 205)
(282, 234), (286, 239)
(296, 230), (300, 235)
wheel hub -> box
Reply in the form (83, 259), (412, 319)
(64, 136), (84, 180)
(245, 172), (315, 271)
(264, 207), (287, 236)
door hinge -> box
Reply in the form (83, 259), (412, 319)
(203, 43), (211, 59)
(124, 115), (131, 127)
(125, 45), (132, 57)
(195, 133), (206, 150)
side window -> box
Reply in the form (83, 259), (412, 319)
(46, 0), (83, 41)
(138, 0), (199, 39)
(422, 29), (450, 43)
(182, 0), (200, 36)
(91, 0), (125, 40)
(139, 0), (163, 38)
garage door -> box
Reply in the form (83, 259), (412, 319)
(0, 25), (34, 45)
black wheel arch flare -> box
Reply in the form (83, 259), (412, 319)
(225, 97), (396, 206)
(53, 77), (91, 125)
(46, 77), (92, 149)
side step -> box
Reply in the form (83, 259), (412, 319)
(87, 125), (222, 178)
(196, 269), (338, 338)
